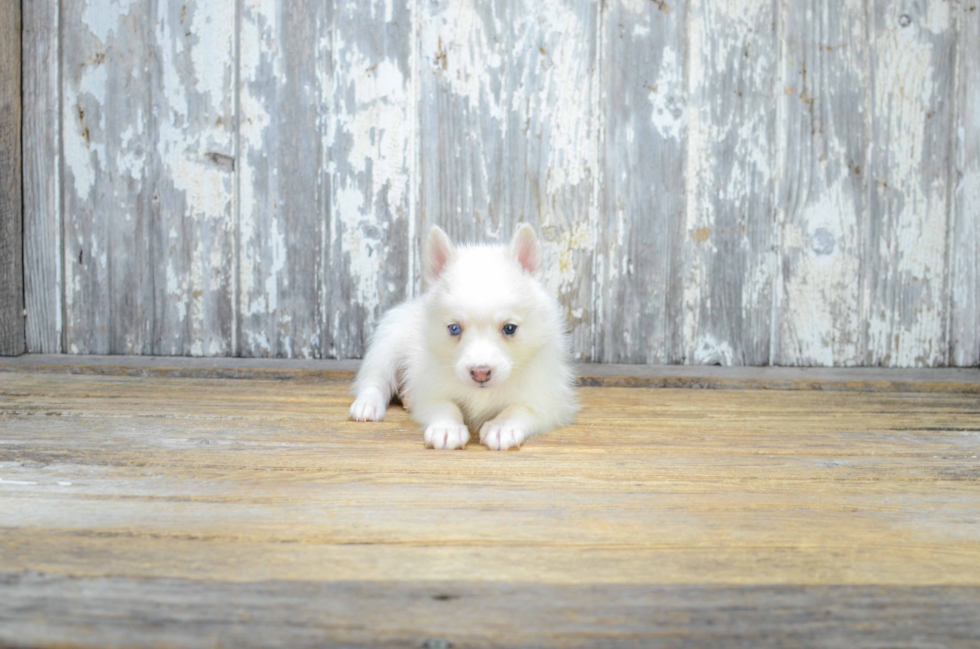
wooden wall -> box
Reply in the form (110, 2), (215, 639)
(1, 0), (23, 355)
(21, 0), (980, 366)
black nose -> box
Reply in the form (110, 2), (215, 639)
(470, 366), (492, 383)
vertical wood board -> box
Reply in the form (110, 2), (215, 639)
(324, 0), (415, 359)
(0, 0), (24, 356)
(23, 0), (62, 354)
(62, 0), (153, 354)
(773, 0), (869, 366)
(596, 0), (688, 364)
(149, 0), (237, 356)
(682, 0), (778, 365)
(865, 0), (954, 366)
(950, 4), (979, 367)
(238, 0), (326, 358)
(419, 0), (599, 361)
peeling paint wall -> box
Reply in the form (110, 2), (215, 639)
(21, 0), (980, 366)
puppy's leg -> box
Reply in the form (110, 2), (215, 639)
(479, 405), (542, 451)
(414, 399), (470, 450)
(350, 314), (405, 422)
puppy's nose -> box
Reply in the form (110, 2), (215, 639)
(469, 366), (493, 384)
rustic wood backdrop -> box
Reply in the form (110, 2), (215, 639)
(21, 0), (979, 366)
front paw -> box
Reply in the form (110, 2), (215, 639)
(424, 422), (470, 450)
(479, 420), (527, 451)
(350, 388), (387, 422)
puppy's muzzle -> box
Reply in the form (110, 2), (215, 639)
(469, 366), (493, 385)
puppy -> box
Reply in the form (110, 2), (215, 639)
(349, 224), (576, 450)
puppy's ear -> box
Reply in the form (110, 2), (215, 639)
(424, 225), (455, 286)
(510, 223), (541, 276)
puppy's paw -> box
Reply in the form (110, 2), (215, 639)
(424, 422), (470, 450)
(479, 420), (527, 451)
(350, 388), (387, 422)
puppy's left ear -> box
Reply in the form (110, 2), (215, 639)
(510, 223), (541, 276)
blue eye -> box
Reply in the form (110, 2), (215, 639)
(448, 323), (462, 336)
(502, 323), (518, 336)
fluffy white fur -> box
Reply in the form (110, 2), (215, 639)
(349, 224), (576, 450)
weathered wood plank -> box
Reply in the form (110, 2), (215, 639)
(323, 0), (414, 359)
(773, 0), (869, 366)
(419, 0), (599, 360)
(0, 0), (22, 356)
(595, 0), (687, 364)
(0, 374), (978, 611)
(2, 354), (979, 392)
(0, 0), (23, 356)
(3, 575), (980, 649)
(22, 0), (62, 354)
(682, 0), (778, 365)
(149, 0), (237, 356)
(865, 0), (954, 366)
(238, 0), (327, 358)
(950, 4), (979, 367)
(62, 0), (153, 354)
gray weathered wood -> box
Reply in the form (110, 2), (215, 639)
(324, 0), (414, 359)
(595, 0), (687, 364)
(682, 0), (778, 365)
(237, 0), (327, 358)
(950, 4), (979, 367)
(238, 0), (332, 358)
(419, 0), (599, 361)
(865, 0), (954, 366)
(3, 574), (979, 648)
(149, 0), (237, 356)
(15, 0), (980, 366)
(23, 0), (62, 354)
(62, 0), (153, 354)
(773, 0), (869, 366)
(0, 0), (23, 357)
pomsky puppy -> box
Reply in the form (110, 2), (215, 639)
(349, 224), (576, 450)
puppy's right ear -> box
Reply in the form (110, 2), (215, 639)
(423, 225), (455, 286)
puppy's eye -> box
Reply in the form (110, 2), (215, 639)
(502, 323), (518, 336)
(448, 323), (462, 336)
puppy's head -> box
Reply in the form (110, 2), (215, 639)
(424, 224), (550, 390)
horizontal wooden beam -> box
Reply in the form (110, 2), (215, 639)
(1, 355), (978, 393)
(4, 574), (979, 648)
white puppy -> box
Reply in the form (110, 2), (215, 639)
(349, 224), (576, 450)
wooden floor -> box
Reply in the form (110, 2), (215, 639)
(1, 362), (979, 647)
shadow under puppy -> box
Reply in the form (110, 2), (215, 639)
(350, 224), (577, 450)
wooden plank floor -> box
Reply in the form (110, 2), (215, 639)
(1, 367), (979, 647)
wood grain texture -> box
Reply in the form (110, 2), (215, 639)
(150, 0), (237, 356)
(0, 372), (979, 646)
(773, 0), (869, 366)
(62, 0), (154, 355)
(866, 0), (954, 366)
(324, 0), (414, 359)
(22, 0), (62, 354)
(237, 0), (327, 358)
(683, 0), (778, 365)
(2, 354), (979, 392)
(595, 0), (687, 364)
(950, 4), (979, 367)
(4, 576), (980, 648)
(0, 0), (23, 356)
(16, 0), (980, 366)
(419, 0), (599, 360)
